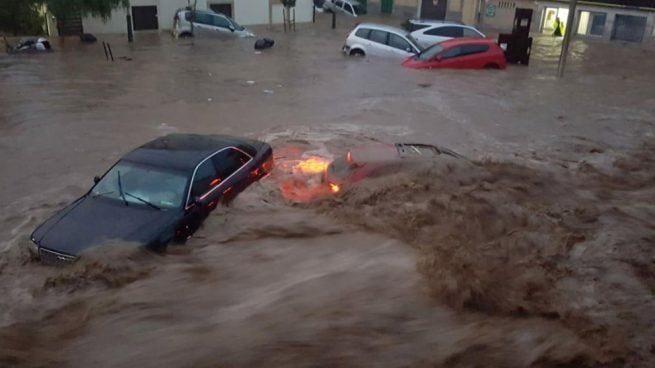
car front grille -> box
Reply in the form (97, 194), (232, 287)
(38, 248), (77, 266)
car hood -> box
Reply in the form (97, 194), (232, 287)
(33, 196), (181, 256)
(401, 56), (422, 68)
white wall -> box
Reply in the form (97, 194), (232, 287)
(83, 7), (129, 34)
(82, 0), (313, 34)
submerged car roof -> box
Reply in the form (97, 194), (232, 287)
(122, 134), (258, 173)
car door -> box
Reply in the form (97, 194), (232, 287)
(433, 45), (463, 69)
(190, 12), (213, 34)
(334, 0), (345, 13)
(367, 29), (391, 57)
(343, 2), (355, 16)
(387, 33), (417, 58)
(178, 157), (221, 237)
(210, 147), (253, 203)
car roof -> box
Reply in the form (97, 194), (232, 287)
(420, 23), (478, 30)
(355, 23), (408, 35)
(409, 19), (462, 25)
(437, 37), (497, 47)
(122, 134), (257, 174)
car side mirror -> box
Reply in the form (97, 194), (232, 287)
(192, 196), (202, 206)
(228, 25), (235, 32)
(406, 47), (413, 53)
(93, 176), (101, 184)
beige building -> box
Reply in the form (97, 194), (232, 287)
(76, 0), (314, 35)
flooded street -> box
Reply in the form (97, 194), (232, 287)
(1, 14), (655, 367)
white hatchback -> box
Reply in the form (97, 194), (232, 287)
(409, 23), (485, 49)
(173, 9), (254, 38)
(342, 23), (422, 58)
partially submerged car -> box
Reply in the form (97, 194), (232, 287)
(173, 8), (254, 38)
(343, 23), (422, 58)
(323, 143), (461, 193)
(5, 37), (52, 54)
(402, 38), (507, 70)
(323, 0), (367, 17)
(30, 134), (273, 265)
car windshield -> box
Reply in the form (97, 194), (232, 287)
(417, 44), (444, 61)
(91, 161), (188, 210)
(229, 17), (245, 31)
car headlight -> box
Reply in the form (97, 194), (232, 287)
(27, 238), (39, 257)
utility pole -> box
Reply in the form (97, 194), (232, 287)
(557, 0), (578, 78)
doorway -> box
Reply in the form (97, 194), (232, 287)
(420, 0), (447, 20)
(542, 7), (568, 35)
(381, 0), (393, 14)
(132, 6), (159, 31)
(209, 3), (233, 17)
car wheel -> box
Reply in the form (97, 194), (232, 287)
(483, 63), (499, 69)
(350, 49), (365, 57)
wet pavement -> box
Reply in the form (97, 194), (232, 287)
(1, 13), (654, 368)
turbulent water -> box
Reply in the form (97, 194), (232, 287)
(1, 14), (655, 367)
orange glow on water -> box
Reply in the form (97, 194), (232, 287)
(293, 157), (330, 174)
(329, 183), (340, 193)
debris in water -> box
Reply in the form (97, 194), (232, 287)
(263, 89), (274, 94)
(246, 80), (255, 85)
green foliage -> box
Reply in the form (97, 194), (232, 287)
(0, 0), (45, 36)
(40, 0), (129, 21)
(280, 0), (296, 8)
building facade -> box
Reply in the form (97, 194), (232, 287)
(481, 0), (655, 43)
(80, 0), (314, 35)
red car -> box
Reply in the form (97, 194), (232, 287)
(401, 38), (506, 70)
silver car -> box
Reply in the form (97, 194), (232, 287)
(323, 0), (367, 17)
(173, 9), (254, 38)
(409, 23), (485, 49)
(342, 23), (422, 58)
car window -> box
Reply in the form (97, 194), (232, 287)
(426, 26), (463, 37)
(355, 27), (371, 39)
(369, 30), (388, 45)
(93, 161), (188, 209)
(417, 44), (443, 60)
(463, 28), (483, 38)
(191, 159), (219, 199)
(388, 33), (412, 51)
(213, 14), (231, 28)
(193, 12), (213, 25)
(344, 3), (353, 14)
(335, 0), (343, 6)
(410, 23), (430, 32)
(440, 46), (462, 59)
(460, 44), (489, 56)
(211, 148), (250, 181)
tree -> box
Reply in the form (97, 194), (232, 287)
(0, 0), (45, 36)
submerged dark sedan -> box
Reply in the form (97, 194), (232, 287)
(30, 134), (274, 264)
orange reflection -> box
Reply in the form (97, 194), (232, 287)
(329, 183), (340, 193)
(293, 157), (330, 175)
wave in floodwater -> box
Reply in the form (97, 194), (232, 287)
(0, 129), (653, 367)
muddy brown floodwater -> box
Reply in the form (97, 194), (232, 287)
(1, 14), (654, 368)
